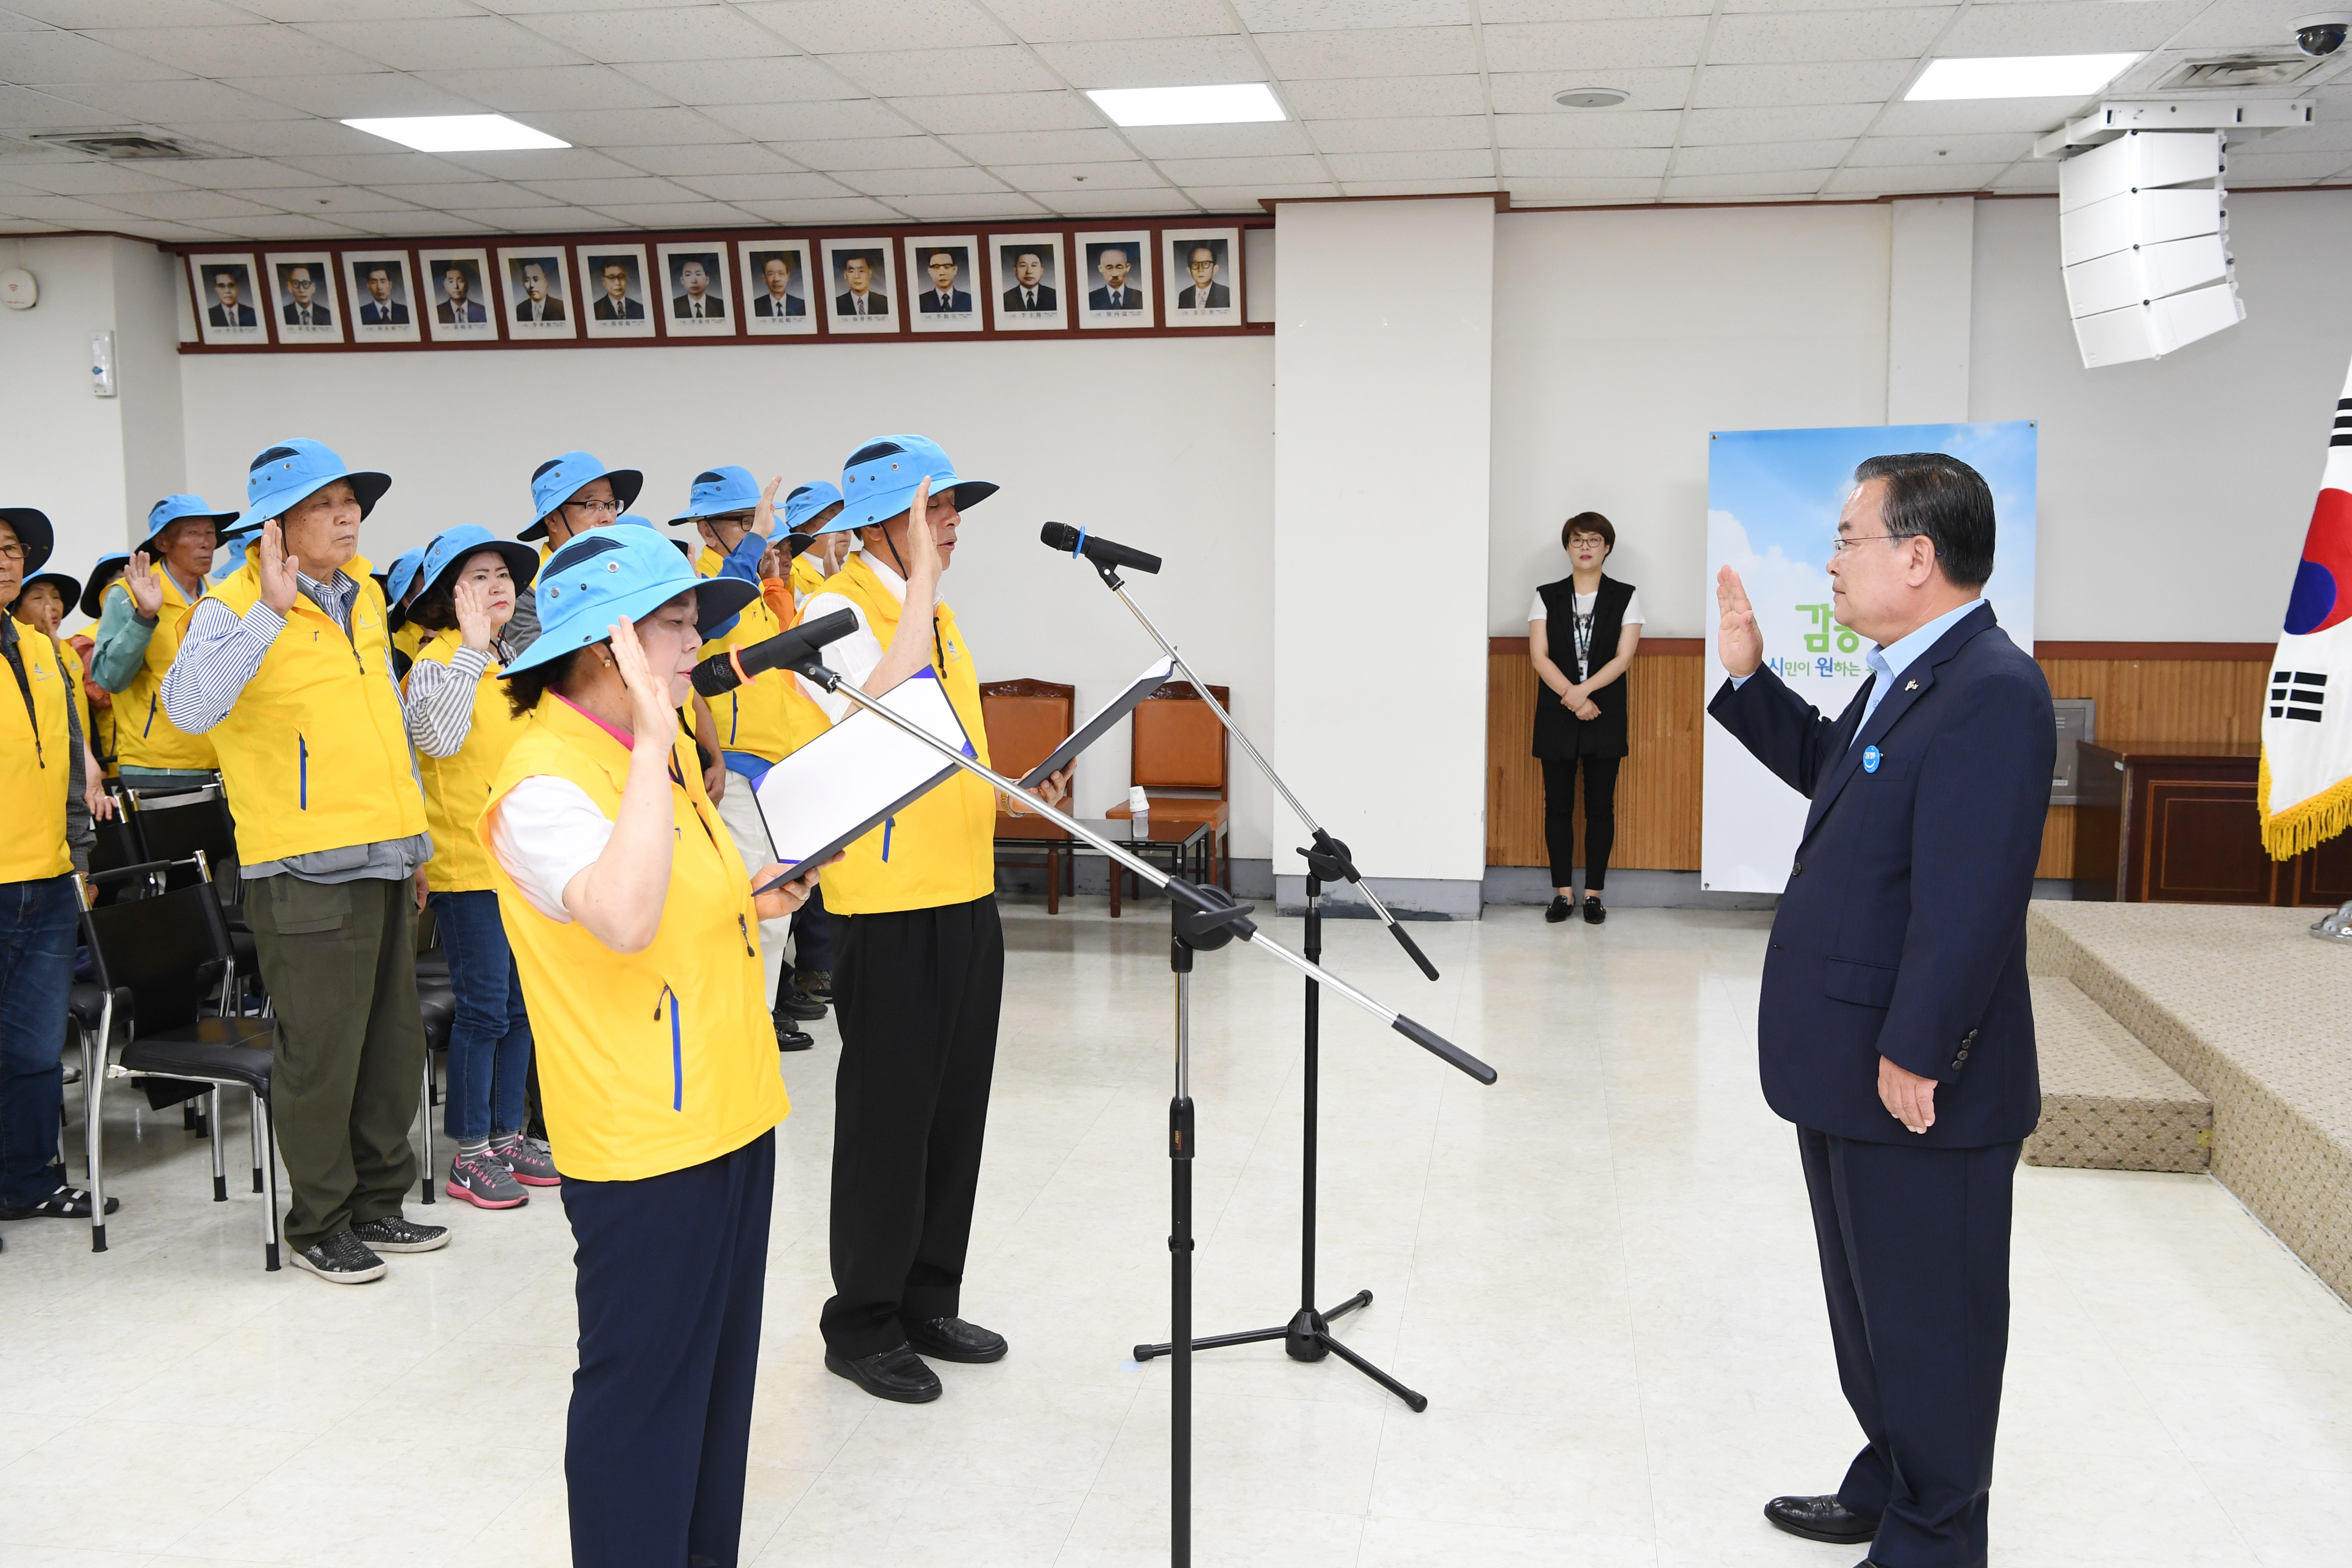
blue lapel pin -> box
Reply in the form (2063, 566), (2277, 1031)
(1863, 744), (1882, 774)
(1905, 679), (1917, 691)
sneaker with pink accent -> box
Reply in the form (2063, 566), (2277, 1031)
(445, 1148), (528, 1209)
(494, 1133), (561, 1188)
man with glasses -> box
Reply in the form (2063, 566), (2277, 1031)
(1176, 244), (1229, 311)
(208, 270), (255, 329)
(281, 265), (331, 328)
(505, 452), (641, 654)
(593, 261), (644, 321)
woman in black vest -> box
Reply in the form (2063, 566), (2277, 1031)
(1528, 512), (1644, 925)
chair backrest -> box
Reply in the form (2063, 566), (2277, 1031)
(980, 679), (1075, 791)
(1131, 682), (1229, 796)
(88, 789), (149, 901)
(128, 785), (239, 898)
(81, 859), (235, 1030)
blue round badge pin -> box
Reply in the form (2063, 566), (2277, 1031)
(1863, 744), (1882, 774)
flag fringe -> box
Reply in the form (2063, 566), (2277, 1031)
(2259, 750), (2352, 860)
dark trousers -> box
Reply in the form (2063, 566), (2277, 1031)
(245, 874), (424, 1251)
(428, 889), (532, 1144)
(563, 1131), (774, 1568)
(1799, 1125), (2020, 1568)
(787, 883), (833, 982)
(1540, 753), (1620, 891)
(0, 875), (77, 1207)
(821, 894), (1003, 1358)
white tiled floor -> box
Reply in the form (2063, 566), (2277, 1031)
(4, 903), (2349, 1566)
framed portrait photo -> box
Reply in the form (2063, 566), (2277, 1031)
(190, 252), (267, 346)
(420, 247), (498, 343)
(821, 239), (896, 334)
(345, 250), (420, 343)
(579, 244), (654, 340)
(1077, 231), (1153, 330)
(904, 235), (981, 334)
(497, 246), (576, 340)
(656, 241), (733, 335)
(738, 239), (816, 337)
(264, 251), (342, 344)
(987, 233), (1067, 332)
(1164, 227), (1240, 328)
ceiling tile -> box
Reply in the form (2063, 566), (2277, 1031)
(7, 28), (195, 81)
(1486, 68), (1693, 114)
(1941, 0), (2208, 56)
(0, 85), (117, 129)
(183, 213), (359, 239)
(332, 210), (498, 234)
(8, 1), (258, 24)
(1844, 131), (2034, 166)
(437, 147), (648, 179)
(940, 127), (1131, 163)
(413, 65), (675, 112)
(603, 143), (806, 176)
(523, 107), (744, 146)
(2172, 0), (2349, 48)
(431, 205), (615, 231)
(1, 159), (194, 195)
(1234, 1), (1470, 26)
(834, 164), (1006, 196)
(669, 170), (859, 200)
(1708, 8), (1955, 66)
(1306, 115), (1490, 152)
(366, 180), (563, 209)
(1180, 183), (1335, 209)
(512, 7), (796, 62)
(157, 156), (332, 190)
(1504, 176), (1666, 205)
(1499, 145), (1674, 177)
(1123, 122), (1315, 158)
(817, 46), (1058, 97)
(1678, 103), (1880, 142)
(1494, 110), (1683, 148)
(0, 193), (156, 225)
(239, 0), (487, 14)
(1153, 154), (1330, 184)
(1821, 162), (2009, 193)
(1325, 147), (1492, 179)
(1718, 0), (1954, 10)
(247, 186), (421, 213)
(220, 73), (490, 118)
(181, 119), (393, 157)
(1693, 61), (1917, 107)
(519, 175), (704, 203)
(616, 56), (864, 105)
(889, 192), (1053, 220)
(740, 0), (1009, 53)
(1480, 18), (1712, 72)
(1483, 0), (1707, 15)
(92, 23), (382, 78)
(1340, 176), (1498, 195)
(1662, 169), (1831, 196)
(887, 91), (1101, 135)
(294, 17), (584, 71)
(1673, 138), (1855, 175)
(981, 0), (1235, 43)
(699, 99), (915, 142)
(277, 152), (489, 183)
(92, 187), (284, 219)
(1870, 98), (2088, 135)
(764, 135), (965, 171)
(1032, 36), (1266, 90)
(1281, 74), (1487, 117)
(472, 0), (681, 10)
(983, 159), (1170, 190)
(1258, 27), (1478, 79)
(582, 199), (759, 225)
(729, 195), (906, 222)
(1060, 185), (1226, 212)
(30, 78), (308, 123)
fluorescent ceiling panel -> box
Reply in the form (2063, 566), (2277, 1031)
(1906, 54), (2142, 102)
(1084, 82), (1284, 127)
(341, 114), (569, 152)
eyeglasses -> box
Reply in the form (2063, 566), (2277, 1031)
(0, 543), (23, 562)
(563, 497), (623, 517)
(704, 511), (755, 529)
(1830, 533), (1901, 556)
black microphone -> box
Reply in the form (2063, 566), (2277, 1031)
(691, 609), (856, 698)
(1040, 521), (1161, 576)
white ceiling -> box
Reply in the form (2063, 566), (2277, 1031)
(3, 0), (2349, 240)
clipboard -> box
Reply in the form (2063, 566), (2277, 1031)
(1018, 655), (1173, 788)
(749, 667), (976, 891)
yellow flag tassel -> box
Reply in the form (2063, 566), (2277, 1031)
(2260, 748), (2352, 861)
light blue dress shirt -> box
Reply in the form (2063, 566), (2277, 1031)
(1850, 598), (1984, 743)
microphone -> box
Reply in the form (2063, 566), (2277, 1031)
(1040, 521), (1161, 577)
(691, 609), (856, 698)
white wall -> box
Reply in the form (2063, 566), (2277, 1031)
(178, 335), (1277, 853)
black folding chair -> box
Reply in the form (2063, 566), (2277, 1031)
(76, 854), (283, 1270)
(86, 787), (153, 906)
(125, 784), (261, 1005)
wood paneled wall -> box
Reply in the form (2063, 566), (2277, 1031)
(1484, 638), (2274, 877)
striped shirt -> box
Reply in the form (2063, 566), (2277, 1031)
(401, 639), (509, 758)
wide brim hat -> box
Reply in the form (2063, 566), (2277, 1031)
(825, 434), (995, 535)
(521, 451), (644, 541)
(504, 519), (757, 676)
(669, 464), (763, 525)
(78, 552), (129, 619)
(782, 480), (844, 534)
(18, 569), (80, 610)
(417, 525), (540, 601)
(141, 494), (241, 546)
(0, 507), (55, 574)
(385, 547), (430, 606)
(234, 440), (391, 532)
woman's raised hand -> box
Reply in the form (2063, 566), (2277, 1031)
(607, 617), (675, 744)
(453, 575), (495, 653)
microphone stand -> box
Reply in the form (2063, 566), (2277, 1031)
(1068, 551), (1443, 1412)
(789, 656), (1495, 1568)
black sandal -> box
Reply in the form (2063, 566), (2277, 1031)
(0, 1185), (121, 1220)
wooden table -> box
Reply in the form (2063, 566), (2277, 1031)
(2073, 742), (2352, 905)
(995, 815), (1212, 916)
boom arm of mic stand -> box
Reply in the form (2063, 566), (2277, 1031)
(1088, 562), (1439, 981)
(794, 658), (1494, 1086)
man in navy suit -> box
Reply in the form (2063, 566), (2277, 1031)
(1708, 453), (2051, 1568)
(916, 248), (971, 314)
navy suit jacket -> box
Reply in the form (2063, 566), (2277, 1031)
(1706, 603), (2053, 1149)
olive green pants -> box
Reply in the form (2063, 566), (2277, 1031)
(246, 874), (425, 1251)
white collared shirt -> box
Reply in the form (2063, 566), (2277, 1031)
(796, 554), (904, 724)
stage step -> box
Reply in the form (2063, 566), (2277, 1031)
(2024, 976), (2212, 1174)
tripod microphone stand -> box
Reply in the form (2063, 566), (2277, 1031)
(1060, 547), (1443, 1411)
(786, 654), (1495, 1568)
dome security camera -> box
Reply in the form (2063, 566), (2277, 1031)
(2293, 11), (2352, 55)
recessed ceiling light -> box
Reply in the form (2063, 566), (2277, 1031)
(1084, 83), (1284, 128)
(1553, 87), (1629, 108)
(1907, 54), (2143, 101)
(341, 114), (569, 152)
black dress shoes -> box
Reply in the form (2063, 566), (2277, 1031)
(1582, 895), (1606, 924)
(1764, 1494), (1881, 1545)
(904, 1315), (1008, 1363)
(826, 1344), (942, 1403)
(1544, 894), (1573, 923)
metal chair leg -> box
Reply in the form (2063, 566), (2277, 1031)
(259, 1090), (281, 1272)
(82, 1004), (108, 1254)
(417, 1061), (436, 1204)
(208, 1086), (227, 1202)
(248, 1089), (264, 1193)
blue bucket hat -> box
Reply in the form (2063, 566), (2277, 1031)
(503, 520), (757, 677)
(670, 465), (762, 525)
(782, 480), (844, 534)
(19, 569), (80, 613)
(0, 508), (54, 575)
(521, 451), (643, 542)
(385, 547), (430, 607)
(142, 494), (241, 546)
(79, 552), (129, 618)
(235, 439), (391, 533)
(826, 434), (996, 534)
(416, 524), (539, 602)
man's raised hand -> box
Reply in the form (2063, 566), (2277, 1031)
(1716, 565), (1763, 680)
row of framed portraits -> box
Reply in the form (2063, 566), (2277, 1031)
(180, 223), (1258, 351)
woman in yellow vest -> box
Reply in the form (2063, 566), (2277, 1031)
(793, 434), (1069, 1404)
(399, 525), (553, 1209)
(71, 555), (129, 778)
(11, 569), (96, 776)
(479, 524), (821, 1567)
(92, 494), (241, 790)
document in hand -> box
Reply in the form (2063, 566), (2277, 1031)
(749, 668), (976, 888)
(1019, 655), (1174, 787)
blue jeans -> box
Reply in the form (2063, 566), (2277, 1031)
(429, 890), (533, 1144)
(0, 876), (78, 1206)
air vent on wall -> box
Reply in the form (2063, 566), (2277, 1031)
(26, 131), (207, 160)
(2156, 54), (2325, 91)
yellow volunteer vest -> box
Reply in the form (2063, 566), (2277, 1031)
(110, 571), (216, 771)
(695, 545), (827, 764)
(0, 626), (75, 882)
(790, 551), (826, 600)
(393, 619), (425, 666)
(202, 560), (429, 865)
(408, 627), (531, 894)
(813, 553), (996, 914)
(52, 634), (92, 768)
(482, 697), (786, 1181)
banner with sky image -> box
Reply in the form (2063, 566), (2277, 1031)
(1702, 421), (2038, 894)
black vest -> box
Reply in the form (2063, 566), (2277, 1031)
(1532, 573), (1633, 760)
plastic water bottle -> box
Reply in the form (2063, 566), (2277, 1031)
(1129, 784), (1149, 839)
